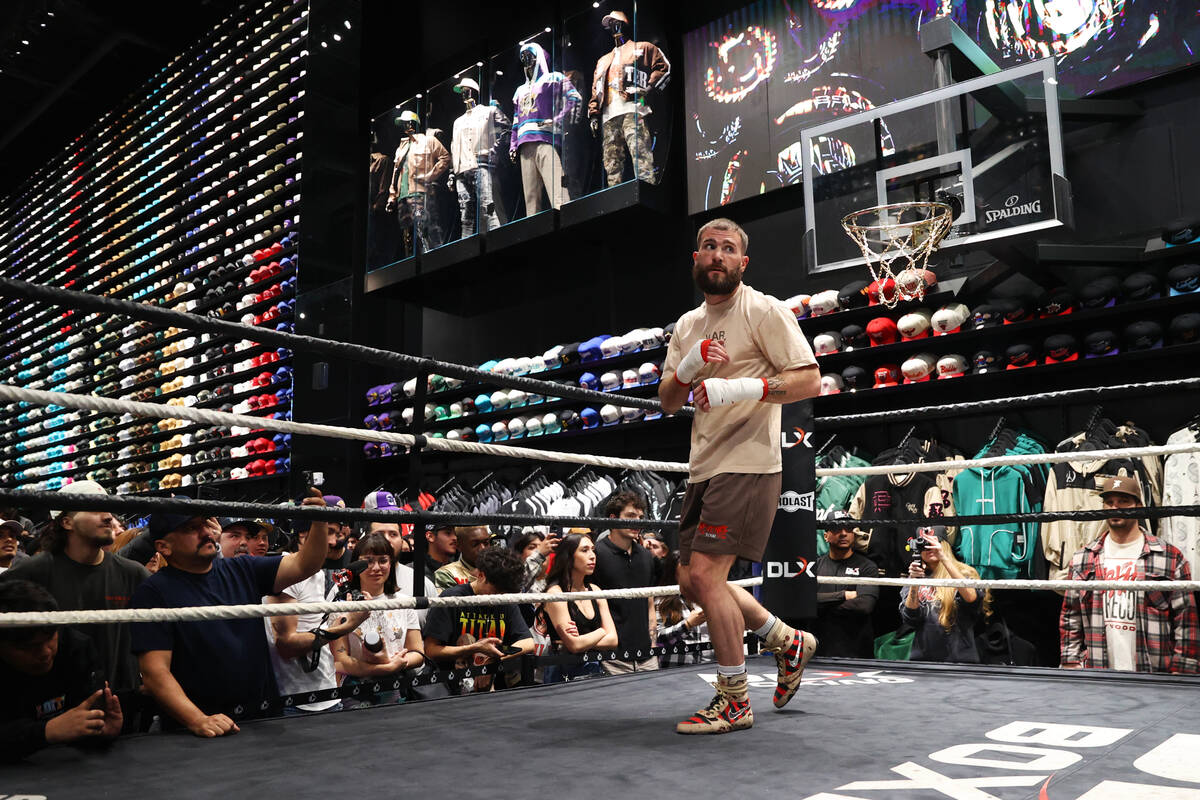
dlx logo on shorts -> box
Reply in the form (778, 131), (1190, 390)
(985, 193), (1042, 224)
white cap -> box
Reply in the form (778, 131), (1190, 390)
(49, 479), (108, 519)
(637, 328), (661, 349)
(512, 357), (534, 375)
(638, 362), (661, 384)
(542, 412), (558, 427)
(621, 369), (639, 389)
(526, 415), (543, 436)
(600, 371), (621, 391)
(493, 358), (516, 375)
(621, 406), (643, 421)
(931, 303), (970, 335)
(618, 333), (641, 354)
(446, 429), (461, 440)
(403, 378), (418, 397)
(813, 331), (842, 356)
(936, 354), (968, 378)
(820, 374), (843, 395)
(901, 353), (938, 383)
(599, 336), (622, 359)
(491, 421), (509, 440)
(897, 309), (933, 340)
(401, 407), (415, 425)
(507, 417), (526, 437)
(809, 289), (841, 316)
(506, 389), (527, 408)
(600, 405), (621, 425)
(490, 390), (510, 409)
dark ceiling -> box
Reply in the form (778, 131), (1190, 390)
(0, 0), (241, 197)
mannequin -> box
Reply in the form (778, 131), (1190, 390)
(587, 10), (670, 187)
(367, 128), (395, 264)
(509, 42), (581, 214)
(385, 110), (450, 255)
(450, 77), (509, 237)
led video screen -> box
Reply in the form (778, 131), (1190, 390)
(684, 0), (1200, 213)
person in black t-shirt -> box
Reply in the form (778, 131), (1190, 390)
(130, 492), (332, 737)
(814, 523), (879, 658)
(540, 534), (617, 683)
(0, 580), (123, 761)
(423, 547), (533, 692)
(3, 481), (148, 698)
(592, 490), (660, 674)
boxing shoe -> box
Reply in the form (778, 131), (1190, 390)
(676, 672), (753, 735)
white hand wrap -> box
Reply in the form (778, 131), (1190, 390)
(673, 339), (716, 385)
(702, 377), (767, 407)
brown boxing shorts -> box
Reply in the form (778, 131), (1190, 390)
(677, 471), (782, 565)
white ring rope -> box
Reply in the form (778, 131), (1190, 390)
(2, 575), (1198, 627)
(0, 384), (689, 474)
(814, 440), (1200, 478)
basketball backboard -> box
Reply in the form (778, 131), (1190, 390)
(801, 58), (1070, 274)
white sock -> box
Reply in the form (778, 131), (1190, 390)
(752, 614), (778, 640)
(717, 663), (747, 678)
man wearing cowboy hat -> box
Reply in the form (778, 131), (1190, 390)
(1060, 473), (1198, 673)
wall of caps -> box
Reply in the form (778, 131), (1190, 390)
(0, 0), (307, 495)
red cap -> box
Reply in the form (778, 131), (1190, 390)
(873, 364), (901, 388)
(867, 278), (897, 306)
(866, 317), (899, 346)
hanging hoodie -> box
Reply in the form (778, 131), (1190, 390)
(849, 470), (942, 576)
(953, 449), (1041, 580)
(1161, 426), (1200, 578)
(510, 42), (582, 155)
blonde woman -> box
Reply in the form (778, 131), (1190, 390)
(900, 527), (990, 663)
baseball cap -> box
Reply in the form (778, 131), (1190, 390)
(1124, 320), (1163, 351)
(972, 350), (999, 374)
(820, 374), (843, 395)
(785, 294), (810, 319)
(1163, 217), (1200, 246)
(1095, 473), (1143, 503)
(1167, 263), (1200, 296)
(149, 513), (201, 541)
(809, 289), (841, 317)
(1169, 313), (1200, 344)
(49, 479), (108, 519)
(897, 309), (932, 341)
(873, 364), (901, 388)
(936, 354), (968, 378)
(901, 353), (937, 383)
(219, 517), (272, 537)
(362, 490), (400, 511)
(866, 317), (899, 346)
(813, 331), (842, 357)
(838, 280), (870, 310)
(997, 297), (1033, 325)
(1083, 329), (1120, 358)
(1078, 277), (1120, 310)
(840, 365), (869, 391)
(930, 303), (969, 335)
(1037, 288), (1076, 318)
(1043, 333), (1080, 364)
(0, 520), (23, 537)
(840, 324), (867, 351)
(970, 303), (1002, 330)
(1004, 343), (1037, 369)
(1123, 272), (1161, 302)
(866, 277), (897, 306)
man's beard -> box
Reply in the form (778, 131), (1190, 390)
(694, 263), (743, 295)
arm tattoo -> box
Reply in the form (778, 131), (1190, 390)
(765, 376), (787, 397)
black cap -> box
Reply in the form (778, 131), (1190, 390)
(970, 303), (1002, 330)
(559, 409), (582, 431)
(149, 512), (199, 541)
(1162, 217), (1200, 246)
(1037, 288), (1075, 318)
(558, 343), (582, 366)
(1004, 343), (1037, 369)
(972, 350), (999, 374)
(1124, 320), (1163, 351)
(1043, 333), (1080, 364)
(1167, 263), (1200, 296)
(999, 298), (1034, 325)
(1169, 313), (1200, 344)
(662, 322), (676, 342)
(1078, 277), (1120, 310)
(1123, 272), (1161, 302)
(838, 279), (871, 310)
(840, 365), (869, 391)
(840, 323), (867, 351)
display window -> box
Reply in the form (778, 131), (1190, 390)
(367, 97), (423, 270)
(486, 28), (573, 226)
(559, 1), (671, 201)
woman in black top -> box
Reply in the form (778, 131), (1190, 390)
(541, 535), (617, 682)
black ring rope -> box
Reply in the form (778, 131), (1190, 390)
(0, 277), (687, 416)
(819, 504), (1200, 529)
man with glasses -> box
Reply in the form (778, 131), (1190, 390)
(130, 492), (332, 737)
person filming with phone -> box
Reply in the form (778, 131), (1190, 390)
(900, 526), (988, 664)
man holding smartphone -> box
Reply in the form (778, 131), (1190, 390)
(660, 217), (822, 735)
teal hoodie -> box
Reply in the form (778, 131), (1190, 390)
(952, 463), (1040, 579)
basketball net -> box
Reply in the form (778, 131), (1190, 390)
(841, 201), (953, 309)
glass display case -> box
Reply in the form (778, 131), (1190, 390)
(560, 1), (672, 202)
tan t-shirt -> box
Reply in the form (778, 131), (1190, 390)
(664, 283), (816, 483)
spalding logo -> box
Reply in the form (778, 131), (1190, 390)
(778, 490), (813, 512)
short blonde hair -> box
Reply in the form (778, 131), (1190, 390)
(696, 217), (748, 255)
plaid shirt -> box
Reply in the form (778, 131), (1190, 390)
(1060, 530), (1199, 673)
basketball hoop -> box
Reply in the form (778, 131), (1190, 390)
(841, 201), (953, 309)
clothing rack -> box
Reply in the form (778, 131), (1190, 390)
(988, 416), (1007, 442)
(470, 471), (496, 493)
(896, 426), (916, 451)
(816, 433), (838, 457)
(1084, 405), (1105, 433)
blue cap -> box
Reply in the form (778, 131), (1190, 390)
(475, 422), (494, 442)
(581, 408), (600, 429)
(474, 393), (494, 413)
(579, 372), (599, 390)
